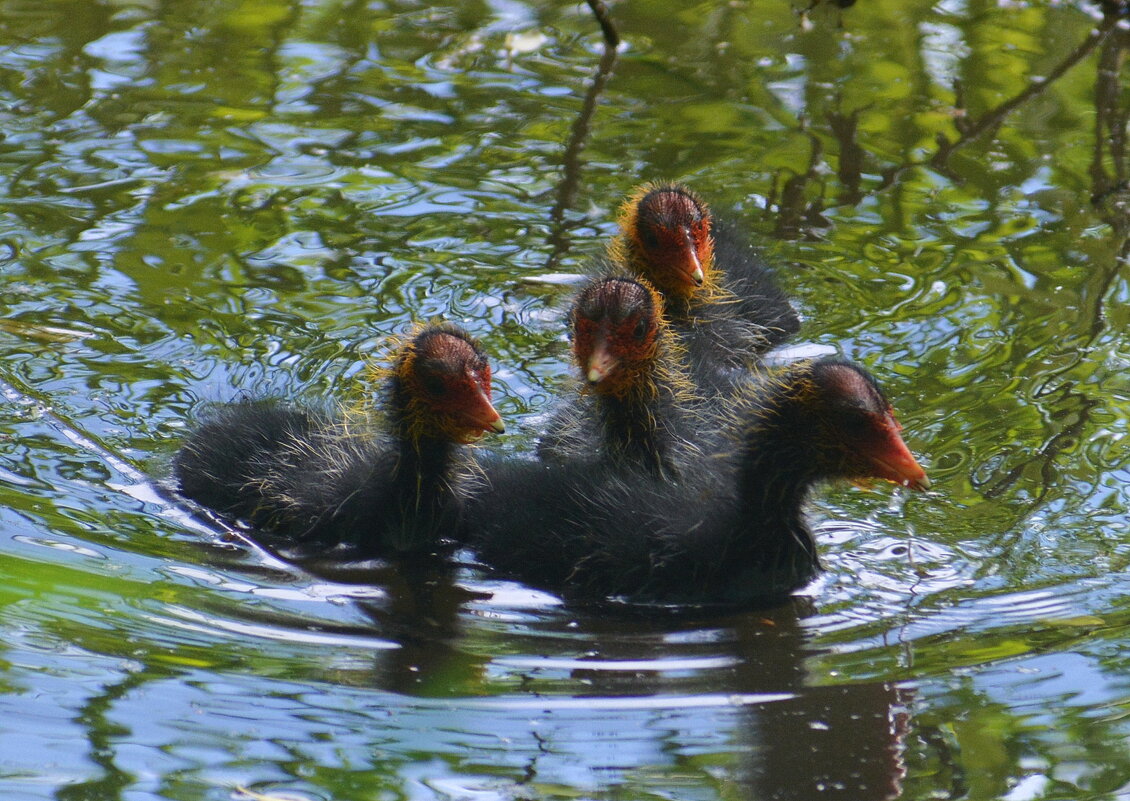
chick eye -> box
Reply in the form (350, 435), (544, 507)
(633, 319), (649, 341)
(840, 410), (875, 437)
(639, 224), (661, 250)
(422, 375), (447, 397)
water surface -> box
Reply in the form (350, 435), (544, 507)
(1, 1), (1128, 799)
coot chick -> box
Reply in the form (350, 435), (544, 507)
(609, 182), (800, 381)
(174, 323), (504, 557)
(538, 276), (700, 479)
(465, 359), (927, 606)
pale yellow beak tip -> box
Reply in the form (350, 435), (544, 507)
(909, 474), (931, 491)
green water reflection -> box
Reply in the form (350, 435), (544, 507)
(0, 0), (1128, 799)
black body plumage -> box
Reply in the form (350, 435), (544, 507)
(464, 360), (915, 606)
(173, 324), (500, 558)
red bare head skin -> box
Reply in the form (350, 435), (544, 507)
(400, 325), (504, 444)
(617, 182), (715, 299)
(808, 361), (930, 491)
(570, 277), (662, 398)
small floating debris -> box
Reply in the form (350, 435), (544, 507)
(504, 30), (548, 56)
(0, 318), (94, 343)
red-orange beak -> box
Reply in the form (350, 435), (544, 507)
(639, 225), (705, 291)
(672, 228), (705, 287)
(869, 418), (930, 491)
(458, 386), (505, 442)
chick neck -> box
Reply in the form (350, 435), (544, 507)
(589, 321), (698, 480)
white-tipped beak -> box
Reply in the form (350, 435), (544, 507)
(463, 386), (504, 437)
(869, 435), (930, 492)
(683, 229), (705, 286)
(585, 341), (618, 385)
(904, 473), (931, 491)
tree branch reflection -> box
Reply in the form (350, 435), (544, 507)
(776, 14), (1123, 236)
(542, 2), (620, 271)
(979, 15), (1129, 503)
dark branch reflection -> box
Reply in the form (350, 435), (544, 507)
(980, 12), (1129, 503)
(542, 5), (620, 272)
(543, 45), (619, 272)
(773, 13), (1122, 239)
